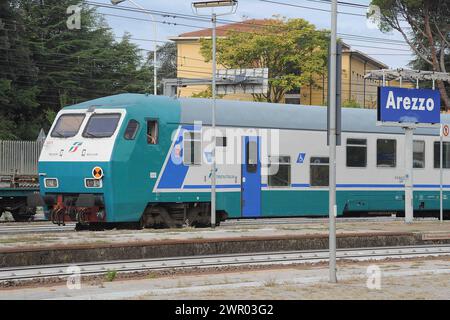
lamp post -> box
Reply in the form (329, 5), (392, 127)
(192, 0), (238, 228)
(111, 0), (158, 95)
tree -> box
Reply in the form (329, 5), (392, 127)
(370, 0), (450, 110)
(0, 0), (154, 139)
(199, 18), (329, 103)
(0, 0), (40, 139)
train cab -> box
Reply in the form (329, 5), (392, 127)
(33, 94), (180, 229)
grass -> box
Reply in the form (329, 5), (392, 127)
(105, 269), (117, 282)
(263, 277), (277, 287)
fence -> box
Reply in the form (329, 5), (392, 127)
(0, 140), (44, 176)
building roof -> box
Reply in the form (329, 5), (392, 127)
(174, 19), (273, 39)
(344, 48), (388, 69)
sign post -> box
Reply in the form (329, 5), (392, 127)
(376, 85), (441, 223)
(440, 124), (449, 222)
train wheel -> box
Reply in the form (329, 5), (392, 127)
(11, 206), (34, 222)
(136, 215), (145, 230)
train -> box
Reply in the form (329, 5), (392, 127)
(27, 93), (450, 230)
(0, 140), (43, 221)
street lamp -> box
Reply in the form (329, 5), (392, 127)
(192, 0), (238, 228)
(111, 0), (158, 95)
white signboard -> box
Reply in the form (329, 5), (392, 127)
(216, 68), (268, 95)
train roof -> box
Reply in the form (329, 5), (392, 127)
(65, 94), (446, 136)
(179, 97), (446, 136)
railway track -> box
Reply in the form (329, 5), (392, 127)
(1, 244), (449, 283)
(0, 216), (439, 234)
(0, 223), (75, 234)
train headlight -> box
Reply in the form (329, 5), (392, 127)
(44, 178), (59, 188)
(85, 178), (102, 188)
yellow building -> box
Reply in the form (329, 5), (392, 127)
(170, 19), (400, 108)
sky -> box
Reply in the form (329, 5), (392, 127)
(88, 0), (414, 69)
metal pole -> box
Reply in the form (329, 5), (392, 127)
(153, 20), (157, 95)
(440, 124), (443, 223)
(328, 0), (337, 283)
(404, 127), (414, 223)
(211, 12), (217, 228)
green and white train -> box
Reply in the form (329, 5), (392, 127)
(31, 93), (450, 229)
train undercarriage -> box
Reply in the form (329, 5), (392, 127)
(35, 193), (228, 230)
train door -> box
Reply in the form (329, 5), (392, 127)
(241, 136), (261, 217)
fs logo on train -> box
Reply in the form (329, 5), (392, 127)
(92, 166), (104, 179)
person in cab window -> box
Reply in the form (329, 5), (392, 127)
(147, 120), (158, 144)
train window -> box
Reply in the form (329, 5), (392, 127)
(310, 157), (329, 187)
(377, 139), (396, 167)
(51, 114), (85, 138)
(268, 156), (291, 187)
(346, 138), (367, 167)
(124, 119), (139, 140)
(413, 140), (425, 168)
(146, 120), (158, 144)
(83, 113), (120, 138)
(434, 141), (450, 168)
(183, 131), (201, 165)
(216, 136), (227, 147)
(246, 140), (258, 173)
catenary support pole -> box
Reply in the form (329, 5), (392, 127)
(440, 124), (443, 223)
(211, 13), (217, 228)
(404, 127), (414, 223)
(328, 0), (337, 283)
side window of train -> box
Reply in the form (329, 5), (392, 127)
(413, 140), (425, 169)
(310, 157), (329, 187)
(346, 138), (367, 167)
(216, 136), (227, 147)
(268, 156), (291, 187)
(377, 139), (396, 167)
(246, 140), (258, 173)
(147, 120), (158, 144)
(183, 131), (201, 165)
(124, 119), (139, 140)
(434, 141), (450, 168)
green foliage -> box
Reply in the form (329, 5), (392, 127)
(199, 18), (329, 103)
(369, 0), (449, 109)
(342, 99), (361, 108)
(0, 0), (167, 139)
(191, 86), (224, 99)
(105, 269), (117, 282)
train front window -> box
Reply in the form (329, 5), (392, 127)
(51, 114), (85, 138)
(83, 113), (121, 138)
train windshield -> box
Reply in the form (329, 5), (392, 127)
(51, 114), (85, 138)
(83, 113), (121, 138)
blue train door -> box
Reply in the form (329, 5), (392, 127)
(241, 136), (261, 217)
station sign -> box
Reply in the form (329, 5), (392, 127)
(377, 86), (440, 124)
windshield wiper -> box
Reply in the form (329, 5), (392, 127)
(51, 130), (65, 138)
(84, 132), (101, 138)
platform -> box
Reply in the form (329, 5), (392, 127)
(0, 219), (449, 268)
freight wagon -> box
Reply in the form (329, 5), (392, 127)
(0, 140), (43, 221)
